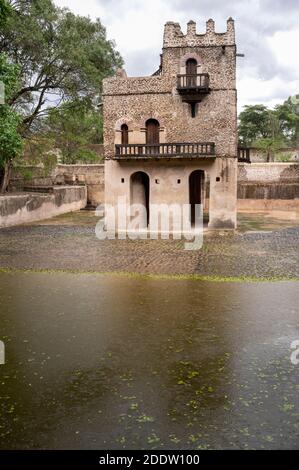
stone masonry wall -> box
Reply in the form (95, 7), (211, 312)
(10, 164), (105, 207)
(9, 162), (299, 208)
(238, 163), (299, 183)
(103, 18), (238, 229)
(103, 19), (237, 161)
(237, 163), (299, 210)
(249, 147), (299, 163)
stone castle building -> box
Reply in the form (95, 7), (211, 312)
(103, 18), (238, 231)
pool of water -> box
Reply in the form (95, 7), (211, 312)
(0, 272), (298, 449)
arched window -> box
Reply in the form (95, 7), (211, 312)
(121, 123), (129, 145)
(146, 119), (160, 145)
(186, 58), (197, 87)
(186, 58), (197, 75)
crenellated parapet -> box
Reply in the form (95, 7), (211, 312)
(163, 18), (235, 48)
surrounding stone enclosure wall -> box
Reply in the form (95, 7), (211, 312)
(0, 186), (87, 228)
(238, 162), (299, 182)
(249, 147), (299, 163)
(238, 163), (299, 211)
(54, 165), (104, 207)
(10, 164), (105, 207)
(8, 162), (299, 210)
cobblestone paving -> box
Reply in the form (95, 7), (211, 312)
(0, 211), (298, 278)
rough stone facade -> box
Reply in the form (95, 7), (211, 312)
(103, 18), (238, 230)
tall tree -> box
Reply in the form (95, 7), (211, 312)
(275, 96), (299, 145)
(238, 105), (271, 145)
(44, 101), (103, 164)
(238, 99), (299, 147)
(0, 54), (23, 192)
(0, 0), (123, 135)
(0, 1), (23, 192)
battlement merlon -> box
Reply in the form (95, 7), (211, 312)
(163, 18), (235, 48)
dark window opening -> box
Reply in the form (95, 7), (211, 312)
(155, 179), (160, 184)
(186, 58), (197, 74)
(186, 58), (197, 87)
(189, 170), (204, 226)
(121, 178), (125, 183)
(190, 102), (197, 118)
(121, 123), (129, 145)
(177, 179), (181, 184)
(146, 119), (160, 145)
(131, 172), (150, 227)
(216, 176), (221, 182)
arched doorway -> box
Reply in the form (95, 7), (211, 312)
(186, 58), (197, 87)
(130, 171), (150, 227)
(121, 123), (129, 145)
(189, 170), (204, 226)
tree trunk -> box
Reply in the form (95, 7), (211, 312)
(0, 163), (12, 193)
(266, 150), (274, 162)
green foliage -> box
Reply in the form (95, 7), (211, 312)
(0, 0), (123, 135)
(275, 96), (299, 145)
(0, 54), (23, 168)
(44, 101), (102, 164)
(276, 153), (292, 162)
(252, 136), (285, 162)
(0, 0), (12, 27)
(21, 168), (33, 181)
(238, 105), (271, 145)
(238, 97), (299, 148)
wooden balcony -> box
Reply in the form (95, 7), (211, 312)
(177, 73), (210, 98)
(115, 142), (215, 160)
(238, 147), (251, 163)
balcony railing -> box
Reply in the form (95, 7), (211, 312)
(115, 142), (215, 159)
(177, 73), (210, 93)
(238, 147), (251, 163)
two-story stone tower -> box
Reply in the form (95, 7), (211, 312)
(103, 18), (238, 231)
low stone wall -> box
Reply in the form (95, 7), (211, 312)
(10, 164), (105, 207)
(237, 198), (299, 211)
(54, 165), (104, 206)
(0, 186), (87, 228)
(238, 162), (299, 182)
(249, 147), (299, 163)
(8, 162), (299, 212)
(237, 162), (299, 211)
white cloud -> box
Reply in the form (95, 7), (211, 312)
(53, 0), (299, 112)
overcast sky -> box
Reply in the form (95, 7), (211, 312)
(54, 0), (299, 112)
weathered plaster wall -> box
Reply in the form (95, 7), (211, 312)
(54, 165), (104, 206)
(10, 164), (104, 207)
(0, 186), (87, 228)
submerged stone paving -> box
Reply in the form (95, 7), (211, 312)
(0, 210), (298, 279)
